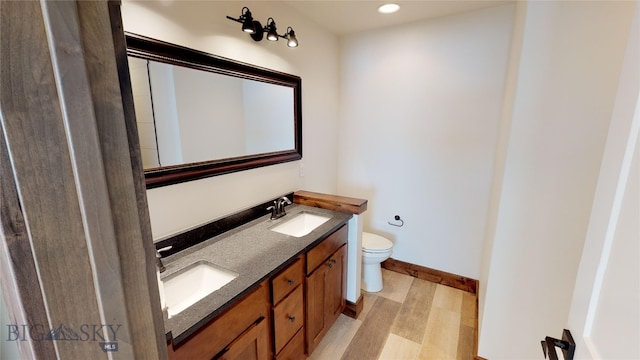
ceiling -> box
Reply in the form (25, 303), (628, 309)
(284, 0), (514, 35)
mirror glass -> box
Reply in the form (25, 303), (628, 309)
(125, 33), (302, 188)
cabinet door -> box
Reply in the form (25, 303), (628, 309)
(306, 263), (327, 353)
(326, 245), (346, 321)
(215, 318), (269, 360)
(305, 244), (347, 354)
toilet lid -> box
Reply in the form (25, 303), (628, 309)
(362, 232), (393, 251)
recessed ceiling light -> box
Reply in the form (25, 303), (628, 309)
(378, 3), (400, 14)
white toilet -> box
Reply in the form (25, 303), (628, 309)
(361, 232), (394, 292)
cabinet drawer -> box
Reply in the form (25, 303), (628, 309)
(271, 256), (304, 305)
(275, 328), (305, 360)
(306, 224), (348, 275)
(273, 285), (304, 354)
(170, 282), (269, 360)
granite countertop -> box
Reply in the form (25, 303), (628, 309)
(161, 204), (352, 344)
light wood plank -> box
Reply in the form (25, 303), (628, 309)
(341, 297), (401, 360)
(418, 308), (461, 360)
(375, 269), (414, 304)
(308, 315), (362, 360)
(460, 292), (476, 328)
(314, 268), (479, 360)
(432, 285), (464, 313)
(391, 278), (437, 343)
(379, 333), (421, 360)
(356, 292), (378, 321)
(456, 325), (475, 360)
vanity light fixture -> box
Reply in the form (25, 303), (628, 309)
(226, 7), (299, 47)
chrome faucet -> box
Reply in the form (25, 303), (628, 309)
(277, 196), (292, 214)
(267, 196), (292, 220)
(155, 246), (173, 273)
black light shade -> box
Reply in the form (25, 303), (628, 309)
(241, 8), (255, 33)
(286, 27), (298, 47)
(242, 20), (255, 33)
(225, 7), (256, 33)
(266, 18), (279, 41)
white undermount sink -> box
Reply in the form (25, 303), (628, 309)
(163, 261), (238, 318)
(270, 212), (331, 237)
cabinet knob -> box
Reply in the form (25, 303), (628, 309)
(288, 315), (296, 323)
(287, 279), (295, 285)
(326, 262), (333, 268)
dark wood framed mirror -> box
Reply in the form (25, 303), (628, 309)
(124, 33), (302, 188)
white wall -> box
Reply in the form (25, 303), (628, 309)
(567, 4), (639, 357)
(588, 137), (639, 358)
(337, 5), (516, 279)
(122, 1), (340, 239)
(478, 1), (636, 358)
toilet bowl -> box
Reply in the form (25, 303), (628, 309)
(361, 232), (394, 292)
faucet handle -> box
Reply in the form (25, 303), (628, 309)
(155, 246), (172, 274)
(267, 202), (278, 219)
(156, 245), (173, 258)
(277, 197), (292, 216)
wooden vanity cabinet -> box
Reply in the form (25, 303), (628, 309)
(167, 282), (271, 360)
(305, 225), (348, 354)
(166, 223), (349, 360)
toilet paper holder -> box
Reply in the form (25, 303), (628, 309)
(388, 215), (404, 227)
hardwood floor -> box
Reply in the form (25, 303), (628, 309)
(309, 269), (477, 360)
